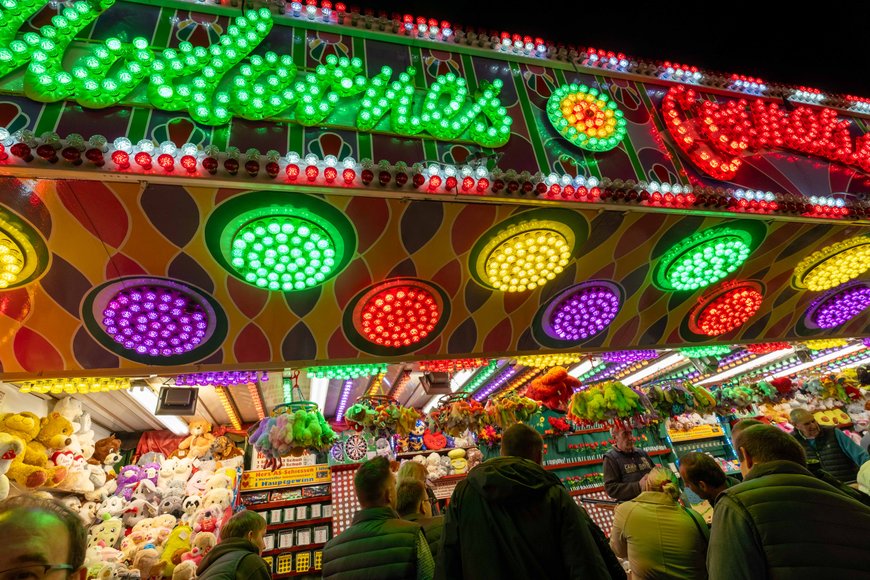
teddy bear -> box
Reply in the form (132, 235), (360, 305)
(185, 469), (213, 496)
(466, 447), (483, 470)
(172, 560), (197, 580)
(180, 531), (216, 567)
(425, 453), (447, 480)
(204, 472), (233, 494)
(0, 432), (25, 499)
(132, 545), (164, 579)
(176, 419), (215, 460)
(89, 435), (123, 480)
(210, 435), (244, 463)
(192, 506), (221, 535)
(202, 488), (233, 512)
(52, 450), (94, 492)
(158, 524), (192, 577)
(150, 513), (178, 546)
(0, 412), (69, 488)
(180, 495), (202, 524)
(115, 465), (144, 501)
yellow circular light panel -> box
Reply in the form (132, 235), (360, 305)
(794, 236), (870, 291)
(19, 377), (132, 394)
(514, 352), (582, 368)
(0, 229), (25, 289)
(481, 221), (573, 292)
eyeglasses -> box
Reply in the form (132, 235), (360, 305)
(0, 564), (75, 580)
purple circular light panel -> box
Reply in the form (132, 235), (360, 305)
(809, 283), (870, 329)
(101, 285), (209, 357)
(601, 350), (658, 364)
(547, 284), (620, 341)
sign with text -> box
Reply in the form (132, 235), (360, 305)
(240, 464), (331, 491)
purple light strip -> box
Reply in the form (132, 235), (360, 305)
(600, 350), (658, 364)
(586, 361), (633, 383)
(176, 370), (268, 387)
(334, 379), (354, 422)
(864, 337), (870, 348)
(473, 364), (518, 401)
(717, 350), (753, 369)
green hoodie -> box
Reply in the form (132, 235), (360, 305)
(436, 456), (624, 580)
(195, 537), (271, 580)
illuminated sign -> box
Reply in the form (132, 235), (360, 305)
(662, 85), (870, 180)
(240, 464), (331, 490)
(0, 1), (512, 147)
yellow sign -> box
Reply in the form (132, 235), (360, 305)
(240, 464), (331, 491)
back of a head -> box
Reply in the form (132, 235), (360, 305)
(0, 495), (87, 570)
(789, 408), (813, 424)
(354, 456), (393, 508)
(220, 509), (266, 541)
(730, 418), (764, 439)
(501, 423), (544, 462)
(679, 452), (726, 487)
(397, 460), (428, 485)
(395, 479), (427, 517)
(736, 424), (806, 467)
(646, 466), (680, 501)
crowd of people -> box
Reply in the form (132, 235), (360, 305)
(1, 410), (869, 580)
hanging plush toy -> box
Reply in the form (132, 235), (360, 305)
(526, 367), (581, 411)
(408, 420), (426, 451)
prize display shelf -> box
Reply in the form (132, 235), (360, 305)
(543, 448), (673, 471)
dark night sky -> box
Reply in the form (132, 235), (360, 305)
(352, 1), (867, 97)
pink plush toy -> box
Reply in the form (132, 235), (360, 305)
(180, 531), (216, 567)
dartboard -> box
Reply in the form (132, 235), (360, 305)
(344, 434), (368, 461)
(330, 442), (344, 463)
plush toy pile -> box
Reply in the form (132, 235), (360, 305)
(428, 398), (487, 437)
(249, 407), (337, 460)
(567, 381), (646, 424)
(485, 393), (540, 429)
(344, 398), (420, 436)
(407, 446), (483, 480)
(645, 383), (717, 417)
(525, 367), (581, 411)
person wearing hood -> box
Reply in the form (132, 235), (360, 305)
(436, 423), (623, 580)
(196, 509), (271, 580)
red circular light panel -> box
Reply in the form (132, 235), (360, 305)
(359, 285), (441, 348)
(747, 342), (790, 354)
(695, 287), (763, 336)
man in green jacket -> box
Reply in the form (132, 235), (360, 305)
(322, 456), (434, 580)
(196, 509), (271, 580)
(790, 408), (869, 482)
(437, 423), (624, 580)
(708, 424), (870, 579)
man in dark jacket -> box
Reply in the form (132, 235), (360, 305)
(790, 408), (869, 482)
(708, 424), (870, 579)
(603, 425), (654, 501)
(322, 456), (434, 580)
(196, 509), (271, 580)
(437, 423), (624, 580)
(396, 478), (443, 559)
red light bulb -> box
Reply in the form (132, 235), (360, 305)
(134, 151), (152, 169)
(111, 150), (130, 169)
(180, 155), (197, 173)
(324, 166), (338, 183)
(286, 163), (300, 181)
(342, 168), (356, 184)
(305, 165), (319, 182)
(157, 153), (175, 171)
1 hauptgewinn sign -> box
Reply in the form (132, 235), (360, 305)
(0, 1), (512, 147)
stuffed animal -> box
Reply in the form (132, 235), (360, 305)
(210, 436), (244, 462)
(204, 472), (233, 494)
(88, 517), (124, 551)
(158, 524), (192, 577)
(526, 367), (581, 411)
(122, 499), (158, 530)
(177, 419), (215, 460)
(185, 469), (212, 496)
(60, 495), (83, 514)
(150, 513), (178, 546)
(90, 435), (122, 480)
(132, 478), (163, 505)
(192, 506), (221, 534)
(98, 495), (128, 520)
(115, 465), (144, 501)
(52, 450), (94, 492)
(180, 531), (216, 567)
(132, 545), (163, 579)
(375, 437), (393, 458)
(425, 453), (447, 480)
(409, 420), (426, 451)
(202, 488), (233, 511)
(466, 447), (484, 470)
(140, 462), (160, 486)
(448, 448), (468, 474)
(0, 412), (69, 488)
(53, 396), (83, 427)
(159, 494), (184, 518)
(181, 495), (202, 523)
(172, 560), (197, 580)
(80, 500), (99, 525)
(0, 432), (25, 499)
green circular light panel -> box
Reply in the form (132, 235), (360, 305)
(656, 227), (753, 292)
(230, 216), (337, 291)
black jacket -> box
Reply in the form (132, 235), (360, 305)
(436, 456), (624, 580)
(603, 447), (654, 501)
(196, 538), (271, 580)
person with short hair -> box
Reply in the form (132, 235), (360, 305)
(789, 408), (869, 483)
(0, 495), (87, 580)
(708, 424), (870, 579)
(610, 466), (709, 579)
(678, 452), (739, 507)
(603, 425), (655, 501)
(322, 456), (434, 580)
(396, 479), (443, 559)
(196, 509), (271, 580)
(397, 460), (440, 515)
(437, 423), (623, 580)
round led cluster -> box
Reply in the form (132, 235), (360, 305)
(601, 350), (659, 363)
(483, 222), (572, 292)
(657, 227), (753, 291)
(230, 216), (338, 291)
(308, 364), (388, 380)
(803, 338), (848, 351)
(809, 283), (870, 328)
(514, 353), (582, 369)
(746, 342), (791, 354)
(695, 287), (763, 336)
(794, 236), (870, 291)
(0, 230), (24, 288)
(19, 377), (132, 395)
(418, 359), (487, 373)
(101, 285), (209, 357)
(176, 370), (268, 386)
(680, 345), (732, 358)
(547, 284), (620, 342)
(547, 83), (627, 151)
(359, 285), (440, 348)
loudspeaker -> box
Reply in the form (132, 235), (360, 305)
(156, 387), (198, 415)
(420, 372), (451, 394)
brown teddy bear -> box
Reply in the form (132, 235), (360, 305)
(89, 435), (122, 480)
(210, 436), (243, 462)
(0, 412), (70, 488)
(176, 419), (214, 459)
